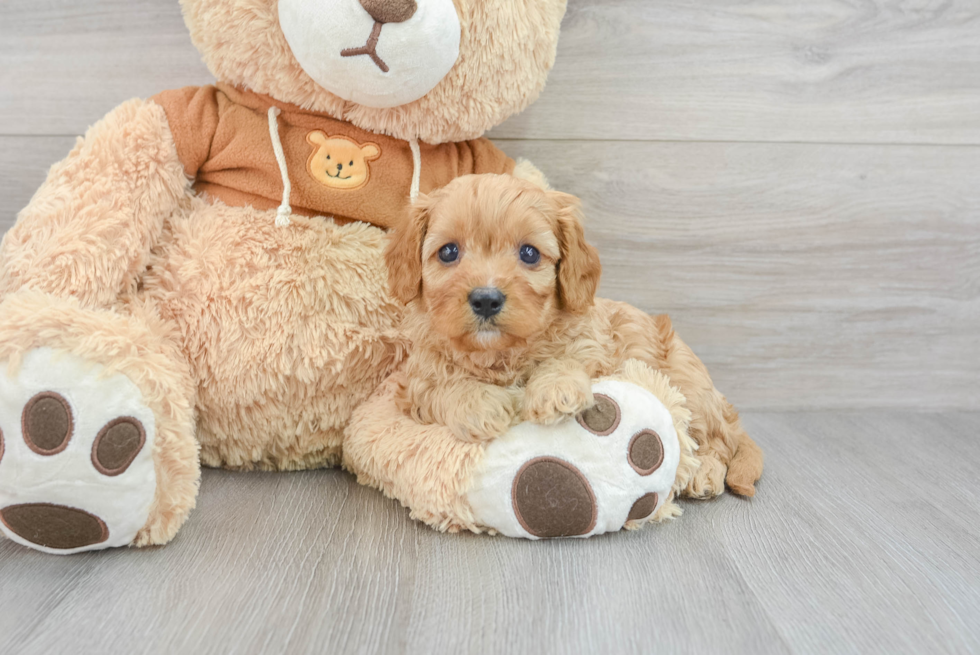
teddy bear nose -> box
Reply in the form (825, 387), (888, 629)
(469, 287), (506, 319)
(358, 0), (417, 24)
(337, 163), (343, 171)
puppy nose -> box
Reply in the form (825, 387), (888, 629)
(469, 287), (505, 319)
(358, 0), (417, 24)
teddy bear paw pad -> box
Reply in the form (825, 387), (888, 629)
(0, 348), (157, 554)
(466, 380), (680, 539)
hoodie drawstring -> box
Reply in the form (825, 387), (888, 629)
(269, 106), (423, 227)
(408, 137), (421, 205)
(268, 107), (292, 227)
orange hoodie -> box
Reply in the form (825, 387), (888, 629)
(152, 83), (515, 228)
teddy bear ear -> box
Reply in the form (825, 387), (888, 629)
(361, 143), (381, 160)
(307, 130), (328, 146)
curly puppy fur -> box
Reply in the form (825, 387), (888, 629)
(385, 175), (763, 498)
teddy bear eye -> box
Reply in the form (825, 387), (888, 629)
(519, 244), (540, 265)
(326, 155), (331, 160)
(350, 161), (355, 167)
(438, 243), (459, 264)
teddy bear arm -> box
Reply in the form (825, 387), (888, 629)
(0, 98), (191, 308)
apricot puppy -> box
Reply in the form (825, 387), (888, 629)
(385, 174), (764, 498)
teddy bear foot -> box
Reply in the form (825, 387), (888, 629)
(0, 348), (160, 554)
(465, 376), (686, 539)
(344, 360), (695, 539)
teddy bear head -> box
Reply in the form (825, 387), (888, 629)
(180, 0), (567, 144)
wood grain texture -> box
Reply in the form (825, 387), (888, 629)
(491, 0), (980, 144)
(0, 0), (213, 137)
(0, 136), (75, 235)
(1, 411), (978, 655)
(2, 136), (977, 410)
(3, 0), (980, 144)
(499, 139), (980, 410)
(1, 3), (978, 654)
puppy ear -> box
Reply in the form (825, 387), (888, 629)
(386, 195), (434, 304)
(551, 191), (602, 314)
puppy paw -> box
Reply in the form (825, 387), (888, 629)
(449, 385), (520, 443)
(683, 452), (726, 499)
(522, 375), (594, 425)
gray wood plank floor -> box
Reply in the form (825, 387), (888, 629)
(1, 411), (978, 655)
(1, 1), (979, 653)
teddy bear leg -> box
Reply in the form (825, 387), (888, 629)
(346, 361), (698, 538)
(0, 291), (199, 554)
(465, 363), (696, 538)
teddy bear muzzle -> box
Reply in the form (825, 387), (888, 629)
(357, 0), (417, 24)
(278, 0), (461, 108)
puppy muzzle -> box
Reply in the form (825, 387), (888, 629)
(469, 287), (506, 320)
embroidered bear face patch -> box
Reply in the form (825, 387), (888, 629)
(306, 131), (381, 190)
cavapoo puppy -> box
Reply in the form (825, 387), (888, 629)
(385, 174), (763, 497)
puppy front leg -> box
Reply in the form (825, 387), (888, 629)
(401, 376), (520, 443)
(523, 358), (594, 425)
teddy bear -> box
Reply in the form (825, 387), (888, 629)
(0, 0), (762, 554)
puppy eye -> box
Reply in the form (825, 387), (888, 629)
(519, 244), (540, 265)
(438, 243), (460, 264)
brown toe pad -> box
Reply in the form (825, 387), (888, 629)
(626, 492), (660, 522)
(0, 503), (108, 550)
(628, 429), (664, 476)
(512, 457), (597, 538)
(22, 392), (74, 455)
(576, 394), (620, 436)
(92, 417), (146, 476)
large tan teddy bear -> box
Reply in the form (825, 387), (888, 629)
(0, 0), (761, 554)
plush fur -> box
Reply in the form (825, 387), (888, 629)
(142, 194), (409, 471)
(0, 99), (190, 305)
(0, 0), (569, 548)
(181, 0), (567, 143)
(386, 175), (764, 497)
(608, 360), (698, 525)
(0, 0), (759, 551)
(343, 357), (700, 533)
(0, 290), (200, 546)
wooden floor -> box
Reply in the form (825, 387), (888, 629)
(1, 0), (979, 653)
(1, 411), (978, 654)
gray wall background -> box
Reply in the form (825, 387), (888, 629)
(2, 0), (978, 410)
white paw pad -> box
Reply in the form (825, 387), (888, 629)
(0, 348), (156, 554)
(466, 380), (680, 539)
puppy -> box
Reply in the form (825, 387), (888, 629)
(385, 174), (763, 497)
